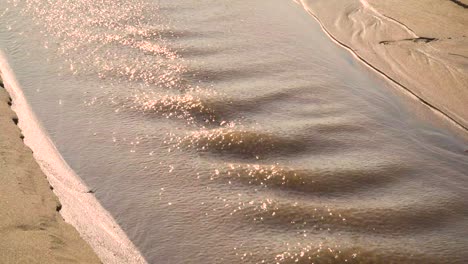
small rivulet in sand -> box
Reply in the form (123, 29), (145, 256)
(0, 77), (101, 263)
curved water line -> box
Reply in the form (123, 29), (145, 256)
(0, 50), (147, 264)
(294, 0), (468, 133)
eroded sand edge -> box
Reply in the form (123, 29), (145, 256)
(0, 75), (101, 263)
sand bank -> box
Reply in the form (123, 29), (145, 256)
(0, 53), (147, 263)
(0, 75), (100, 263)
(298, 0), (468, 130)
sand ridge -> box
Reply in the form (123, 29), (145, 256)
(0, 75), (101, 263)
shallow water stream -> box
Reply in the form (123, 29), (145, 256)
(1, 0), (468, 263)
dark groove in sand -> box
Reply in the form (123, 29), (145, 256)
(379, 37), (438, 45)
(448, 0), (468, 8)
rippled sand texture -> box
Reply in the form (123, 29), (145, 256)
(1, 0), (468, 263)
(298, 0), (468, 129)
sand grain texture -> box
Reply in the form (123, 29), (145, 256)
(0, 77), (101, 264)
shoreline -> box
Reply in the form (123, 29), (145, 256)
(0, 1), (466, 263)
(0, 77), (100, 262)
(297, 0), (468, 132)
(0, 53), (147, 264)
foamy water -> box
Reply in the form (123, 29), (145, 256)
(1, 0), (467, 263)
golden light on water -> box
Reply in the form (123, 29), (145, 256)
(3, 0), (467, 262)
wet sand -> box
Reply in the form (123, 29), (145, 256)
(0, 76), (100, 263)
(298, 0), (468, 130)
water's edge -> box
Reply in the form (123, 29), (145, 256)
(0, 51), (147, 264)
(0, 0), (466, 262)
(295, 0), (468, 134)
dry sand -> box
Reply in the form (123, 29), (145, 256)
(298, 0), (468, 130)
(0, 76), (100, 263)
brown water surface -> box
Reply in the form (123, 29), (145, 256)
(1, 0), (467, 263)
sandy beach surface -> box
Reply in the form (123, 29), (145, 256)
(0, 76), (100, 263)
(299, 0), (468, 130)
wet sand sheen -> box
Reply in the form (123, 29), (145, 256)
(0, 0), (467, 263)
